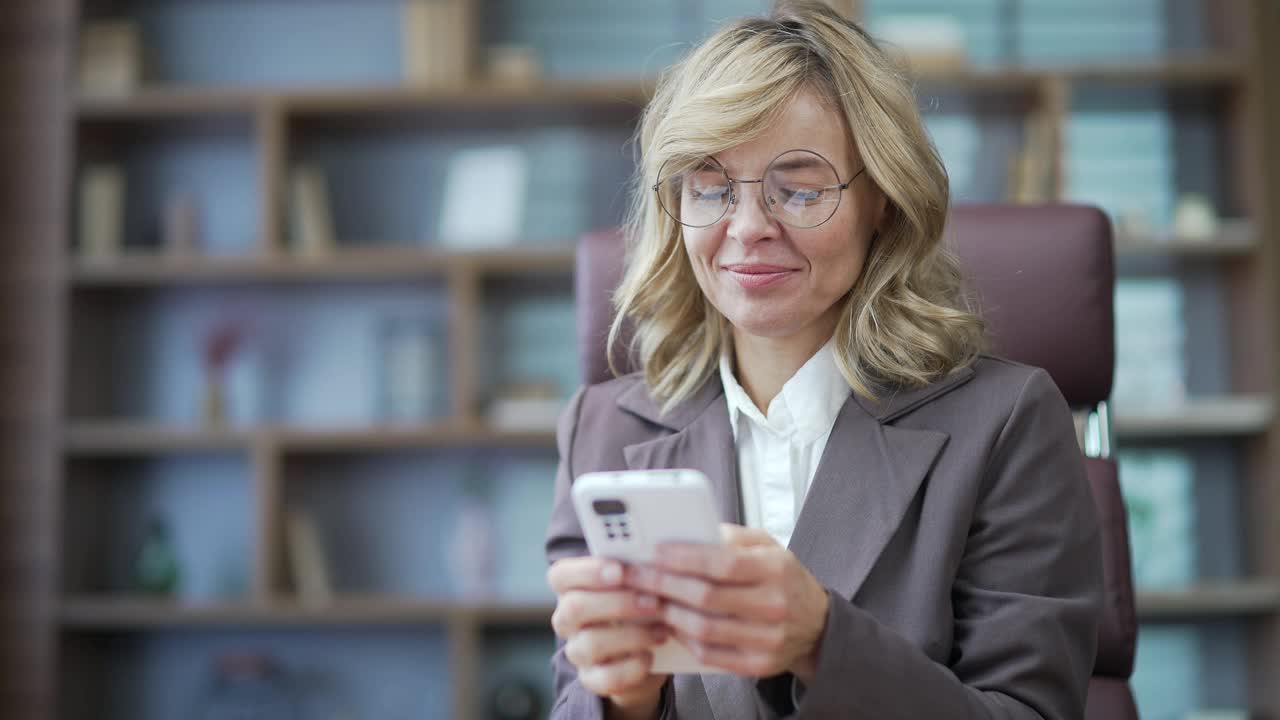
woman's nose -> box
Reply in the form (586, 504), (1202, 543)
(725, 182), (778, 241)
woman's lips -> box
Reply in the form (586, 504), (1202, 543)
(722, 263), (797, 289)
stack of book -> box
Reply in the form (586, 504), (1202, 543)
(1117, 448), (1196, 589)
(1113, 277), (1187, 411)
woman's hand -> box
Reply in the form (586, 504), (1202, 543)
(625, 523), (830, 682)
(547, 556), (672, 719)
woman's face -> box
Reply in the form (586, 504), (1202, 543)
(681, 90), (883, 345)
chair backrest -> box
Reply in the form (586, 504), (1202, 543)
(574, 204), (1137, 719)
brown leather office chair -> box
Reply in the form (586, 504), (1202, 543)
(573, 204), (1138, 720)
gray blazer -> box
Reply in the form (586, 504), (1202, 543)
(545, 355), (1103, 719)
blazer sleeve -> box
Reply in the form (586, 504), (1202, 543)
(790, 368), (1103, 719)
(545, 386), (676, 720)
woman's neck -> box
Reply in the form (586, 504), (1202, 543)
(731, 319), (837, 414)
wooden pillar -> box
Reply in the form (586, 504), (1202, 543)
(0, 2), (73, 719)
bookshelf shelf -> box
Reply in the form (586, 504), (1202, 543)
(61, 585), (1280, 629)
(1136, 581), (1280, 620)
(63, 422), (252, 455)
(275, 426), (558, 453)
(58, 596), (555, 629)
(1113, 395), (1273, 438)
(1114, 221), (1257, 258)
(76, 88), (262, 119)
(72, 56), (1246, 122)
(69, 248), (576, 286)
(62, 422), (557, 456)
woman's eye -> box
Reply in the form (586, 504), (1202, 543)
(780, 186), (823, 204)
(689, 186), (729, 202)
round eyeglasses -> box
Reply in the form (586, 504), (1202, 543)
(653, 149), (865, 229)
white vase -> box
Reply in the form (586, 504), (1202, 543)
(448, 494), (497, 599)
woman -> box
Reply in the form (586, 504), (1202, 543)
(544, 2), (1102, 719)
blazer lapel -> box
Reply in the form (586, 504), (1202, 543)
(620, 378), (741, 524)
(787, 398), (948, 601)
(788, 366), (973, 600)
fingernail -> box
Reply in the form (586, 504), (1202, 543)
(601, 562), (622, 585)
(636, 593), (658, 610)
(629, 566), (656, 587)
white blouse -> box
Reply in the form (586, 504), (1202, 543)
(719, 338), (852, 549)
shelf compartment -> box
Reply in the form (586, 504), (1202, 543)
(276, 452), (558, 600)
(62, 457), (253, 600)
(58, 624), (451, 720)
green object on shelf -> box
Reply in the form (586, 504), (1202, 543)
(134, 517), (180, 595)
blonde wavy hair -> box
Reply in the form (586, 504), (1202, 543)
(609, 0), (986, 413)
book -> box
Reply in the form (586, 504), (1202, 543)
(1008, 110), (1054, 203)
(78, 20), (141, 97)
(438, 146), (528, 248)
(285, 507), (333, 609)
(401, 0), (467, 87)
(487, 45), (541, 87)
(1113, 277), (1187, 410)
(873, 14), (968, 73)
(78, 165), (125, 261)
(1117, 449), (1196, 588)
(289, 165), (336, 258)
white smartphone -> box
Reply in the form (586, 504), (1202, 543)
(571, 468), (724, 674)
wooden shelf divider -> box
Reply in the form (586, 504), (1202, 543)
(73, 55), (1248, 122)
(251, 433), (284, 603)
(58, 595), (554, 629)
(1136, 580), (1280, 620)
(63, 422), (253, 454)
(1114, 220), (1258, 257)
(69, 247), (575, 286)
(1113, 394), (1274, 438)
(255, 99), (286, 257)
(63, 421), (557, 456)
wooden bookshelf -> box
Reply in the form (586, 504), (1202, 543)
(28, 1), (1278, 719)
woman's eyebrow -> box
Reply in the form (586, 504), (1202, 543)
(768, 155), (830, 172)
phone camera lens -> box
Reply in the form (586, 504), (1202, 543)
(592, 499), (627, 516)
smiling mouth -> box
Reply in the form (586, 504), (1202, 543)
(722, 263), (798, 289)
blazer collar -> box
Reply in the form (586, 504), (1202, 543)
(617, 364), (976, 426)
(854, 365), (975, 422)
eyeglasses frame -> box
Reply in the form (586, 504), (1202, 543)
(652, 149), (867, 229)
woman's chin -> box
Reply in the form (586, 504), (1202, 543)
(723, 310), (808, 340)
